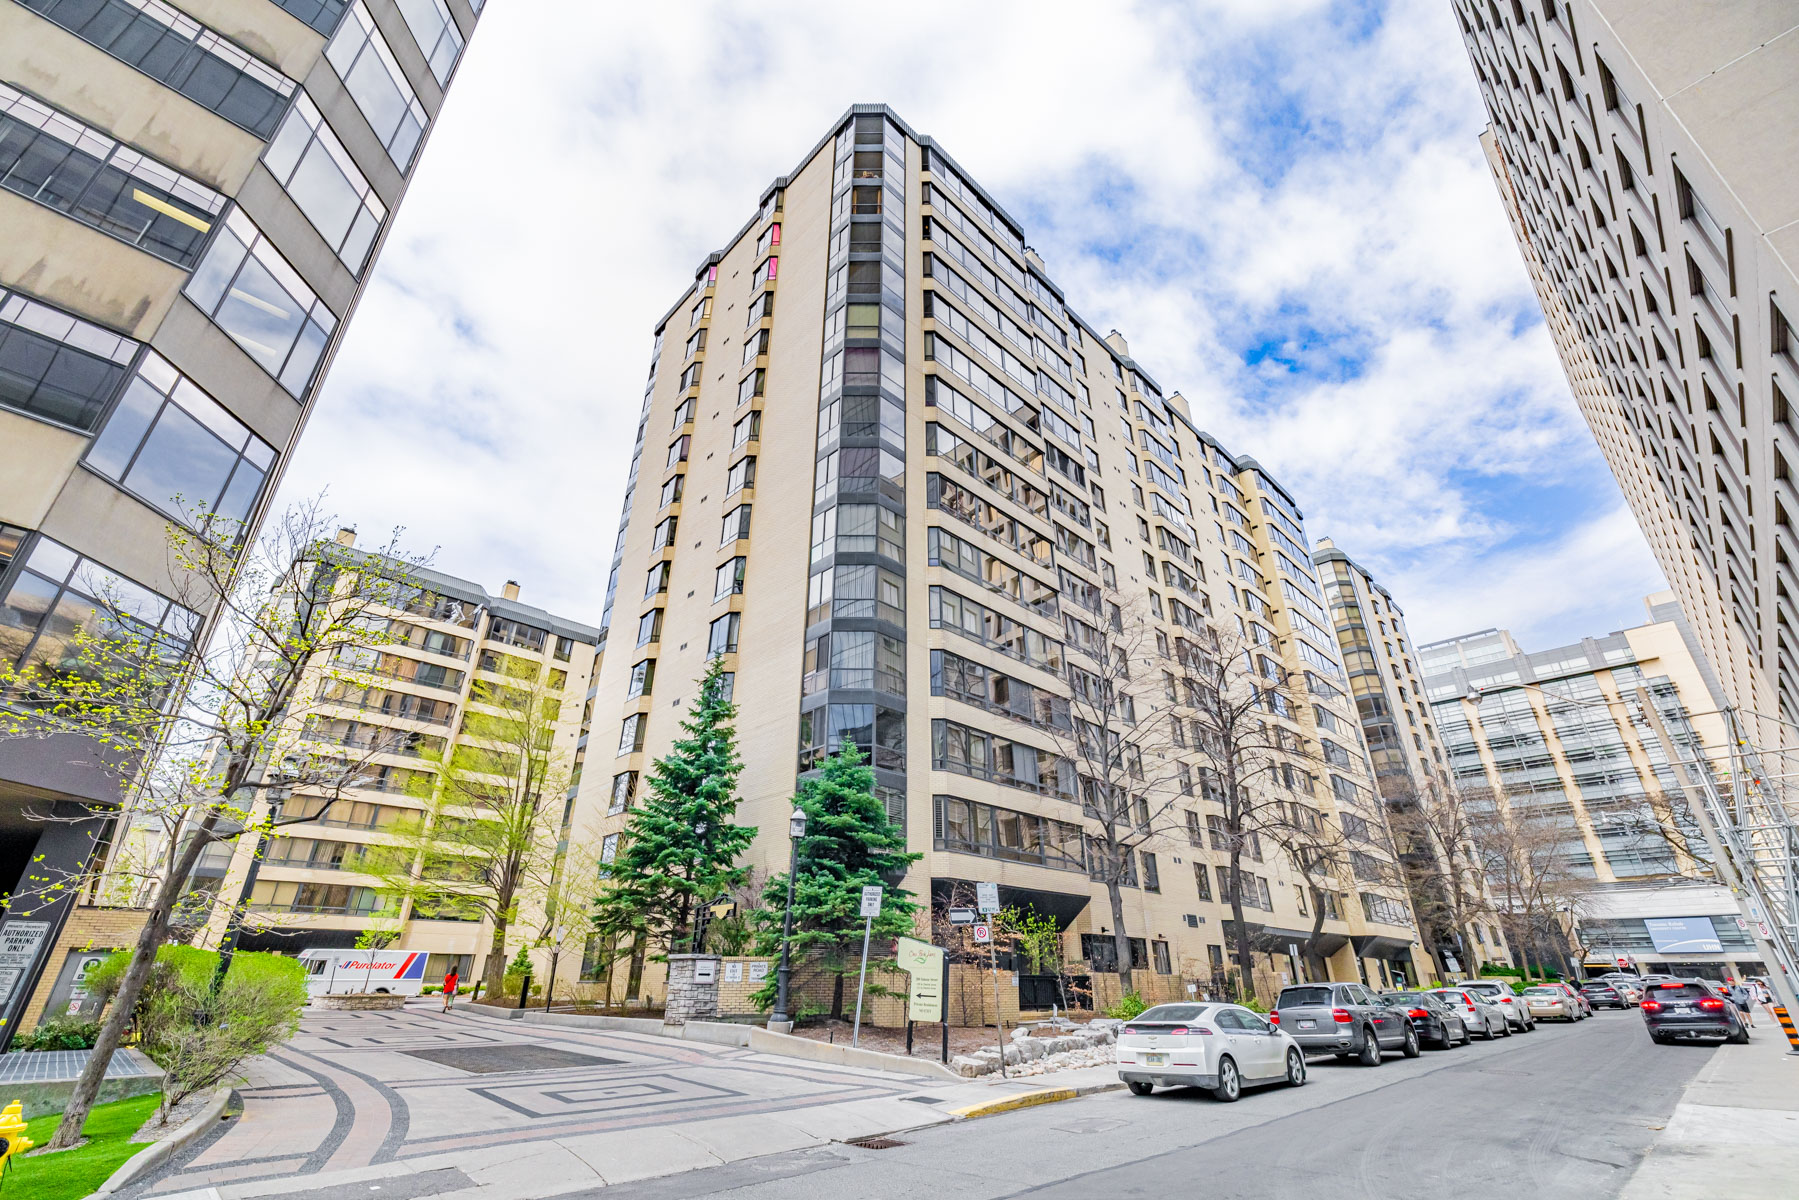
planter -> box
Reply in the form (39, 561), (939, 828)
(312, 992), (406, 1011)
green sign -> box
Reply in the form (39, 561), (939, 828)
(896, 936), (945, 1024)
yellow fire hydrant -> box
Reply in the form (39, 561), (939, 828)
(0, 1099), (33, 1177)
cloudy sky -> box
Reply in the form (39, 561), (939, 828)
(274, 0), (1667, 651)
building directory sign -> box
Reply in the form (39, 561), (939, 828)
(896, 936), (945, 1023)
(1643, 916), (1723, 954)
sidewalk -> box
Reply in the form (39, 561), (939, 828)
(1620, 1019), (1799, 1199)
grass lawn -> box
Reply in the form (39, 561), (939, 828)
(6, 1094), (161, 1200)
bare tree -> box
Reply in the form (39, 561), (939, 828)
(1463, 789), (1599, 978)
(1383, 775), (1504, 974)
(0, 499), (425, 1149)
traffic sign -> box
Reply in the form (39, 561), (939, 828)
(860, 885), (883, 918)
(948, 908), (976, 924)
(976, 882), (1000, 914)
(972, 924), (991, 943)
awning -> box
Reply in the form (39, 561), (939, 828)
(1352, 934), (1416, 961)
(932, 878), (1091, 928)
(1222, 922), (1349, 957)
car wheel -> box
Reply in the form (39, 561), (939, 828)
(1480, 1018), (1496, 1041)
(1728, 1025), (1751, 1045)
(1501, 1019), (1513, 1038)
(1358, 1029), (1382, 1065)
(1128, 1080), (1154, 1096)
(1650, 1032), (1670, 1045)
(1286, 1048), (1306, 1087)
(1212, 1056), (1242, 1102)
(1402, 1025), (1421, 1058)
(1457, 1023), (1471, 1047)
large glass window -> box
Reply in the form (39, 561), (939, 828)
(395, 0), (464, 84)
(184, 207), (337, 397)
(0, 535), (198, 677)
(326, 3), (428, 169)
(261, 93), (386, 272)
(18, 0), (296, 137)
(0, 287), (137, 431)
(0, 84), (225, 268)
(86, 351), (274, 528)
(271, 0), (347, 36)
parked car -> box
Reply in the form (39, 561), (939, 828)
(1272, 982), (1417, 1065)
(1540, 980), (1592, 1017)
(1641, 979), (1751, 1045)
(1599, 975), (1644, 1005)
(1458, 979), (1537, 1031)
(1379, 990), (1469, 1049)
(1579, 980), (1631, 1010)
(1521, 985), (1579, 1021)
(1429, 987), (1509, 1039)
(1117, 1003), (1308, 1101)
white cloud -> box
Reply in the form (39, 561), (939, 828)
(275, 0), (1664, 647)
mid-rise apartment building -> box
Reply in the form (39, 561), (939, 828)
(1421, 593), (1763, 979)
(573, 106), (1432, 1004)
(195, 536), (600, 979)
(1313, 538), (1513, 972)
(1458, 0), (1799, 748)
(0, 0), (482, 1037)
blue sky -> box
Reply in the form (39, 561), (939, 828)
(274, 0), (1667, 650)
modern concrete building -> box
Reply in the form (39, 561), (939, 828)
(0, 1), (482, 1038)
(1458, 0), (1799, 751)
(1313, 537), (1514, 973)
(1420, 593), (1764, 979)
(572, 106), (1432, 1008)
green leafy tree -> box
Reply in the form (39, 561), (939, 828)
(751, 743), (921, 1018)
(594, 660), (756, 956)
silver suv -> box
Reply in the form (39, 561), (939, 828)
(1272, 981), (1418, 1064)
(1458, 979), (1536, 1032)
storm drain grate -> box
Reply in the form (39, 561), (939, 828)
(846, 1136), (909, 1150)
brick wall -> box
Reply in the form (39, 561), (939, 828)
(16, 904), (149, 1029)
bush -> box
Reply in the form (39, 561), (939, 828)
(14, 1016), (101, 1051)
(1240, 996), (1269, 1014)
(1104, 991), (1148, 1020)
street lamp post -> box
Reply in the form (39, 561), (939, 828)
(209, 757), (303, 997)
(768, 806), (807, 1031)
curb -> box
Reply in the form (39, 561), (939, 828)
(87, 1086), (233, 1197)
(947, 1079), (1124, 1120)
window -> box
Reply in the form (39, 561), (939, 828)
(1, 86), (227, 270)
(658, 474), (683, 508)
(672, 397), (695, 427)
(934, 795), (1085, 871)
(554, 635), (575, 662)
(326, 3), (429, 168)
(636, 608), (662, 647)
(184, 208), (337, 397)
(0, 535), (199, 675)
(726, 455), (756, 495)
(708, 612), (740, 656)
(665, 435), (690, 469)
(0, 287), (137, 431)
(1152, 940), (1171, 974)
(270, 0), (347, 35)
(599, 833), (618, 876)
(649, 514), (677, 552)
(738, 368), (765, 405)
(608, 771), (636, 815)
(643, 562), (670, 597)
(19, 0), (296, 137)
(625, 658), (654, 699)
(1192, 861), (1212, 901)
(617, 713), (646, 755)
(714, 556), (745, 600)
(732, 411), (760, 447)
(1141, 852), (1160, 893)
(86, 352), (275, 528)
(394, 0), (464, 84)
(721, 504), (751, 545)
(261, 93), (386, 271)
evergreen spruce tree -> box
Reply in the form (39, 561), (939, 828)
(751, 742), (922, 1018)
(596, 659), (756, 955)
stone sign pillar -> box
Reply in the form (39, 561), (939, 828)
(664, 954), (721, 1026)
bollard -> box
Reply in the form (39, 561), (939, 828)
(516, 973), (532, 1011)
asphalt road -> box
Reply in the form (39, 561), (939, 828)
(565, 1011), (1715, 1200)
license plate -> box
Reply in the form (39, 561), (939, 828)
(1298, 1020), (1316, 1029)
(1144, 1053), (1167, 1066)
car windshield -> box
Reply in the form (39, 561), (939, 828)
(1461, 982), (1500, 993)
(1651, 983), (1711, 999)
(1385, 992), (1430, 1004)
(1134, 1004), (1212, 1023)
(1277, 987), (1333, 1007)
(1522, 987), (1561, 995)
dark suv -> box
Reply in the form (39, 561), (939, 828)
(1272, 982), (1417, 1064)
(1641, 979), (1750, 1044)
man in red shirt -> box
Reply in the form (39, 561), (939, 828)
(441, 967), (460, 1012)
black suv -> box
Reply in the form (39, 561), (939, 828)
(1272, 982), (1417, 1063)
(1641, 979), (1749, 1044)
(1579, 980), (1630, 1009)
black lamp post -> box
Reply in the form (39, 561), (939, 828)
(768, 805), (808, 1029)
(210, 756), (302, 997)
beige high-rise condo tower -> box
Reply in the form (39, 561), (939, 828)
(0, 0), (482, 1040)
(1457, 1), (1799, 750)
(572, 106), (1435, 1009)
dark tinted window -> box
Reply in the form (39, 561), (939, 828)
(1136, 1004), (1209, 1023)
(1277, 986), (1332, 1007)
(1652, 983), (1711, 999)
(1385, 992), (1431, 1005)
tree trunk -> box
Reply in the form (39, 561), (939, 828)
(484, 911), (508, 995)
(48, 818), (213, 1150)
(1227, 851), (1256, 1003)
(831, 970), (845, 1020)
(1107, 877), (1133, 995)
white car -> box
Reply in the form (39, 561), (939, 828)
(1429, 987), (1509, 1039)
(1458, 979), (1537, 1031)
(1117, 1002), (1307, 1102)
